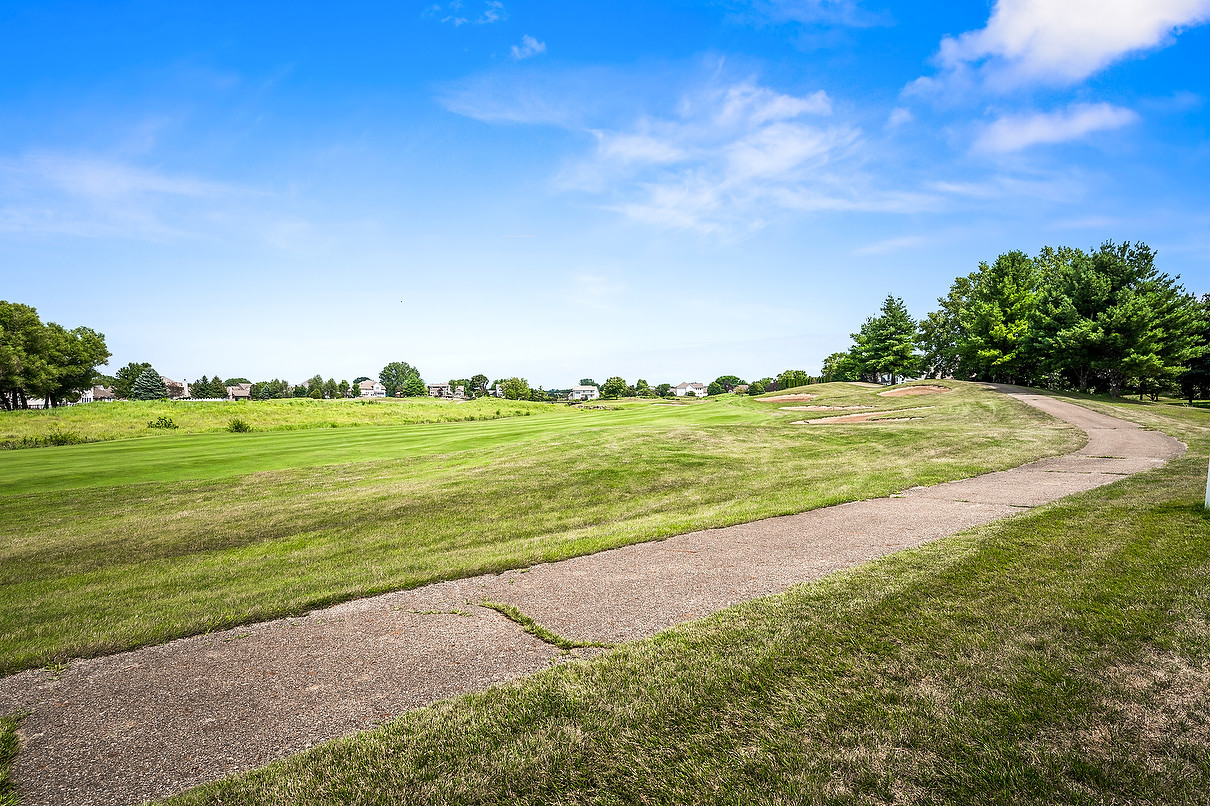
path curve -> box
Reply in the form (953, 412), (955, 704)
(0, 388), (1185, 805)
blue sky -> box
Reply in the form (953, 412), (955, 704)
(3, 0), (1209, 387)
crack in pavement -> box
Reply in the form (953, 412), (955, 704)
(0, 388), (1186, 806)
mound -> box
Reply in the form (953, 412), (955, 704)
(878, 385), (951, 397)
(796, 406), (935, 424)
(759, 393), (818, 402)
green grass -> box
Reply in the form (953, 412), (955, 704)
(0, 382), (1080, 673)
(0, 711), (25, 806)
(0, 395), (555, 446)
(481, 602), (614, 651)
(162, 394), (1210, 806)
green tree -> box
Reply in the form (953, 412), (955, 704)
(111, 362), (153, 400)
(323, 378), (338, 399)
(579, 378), (597, 387)
(338, 379), (351, 398)
(1028, 241), (1198, 396)
(956, 251), (1038, 383)
(656, 383), (672, 397)
(712, 375), (745, 393)
(402, 374), (426, 397)
(776, 370), (811, 391)
(1180, 295), (1210, 403)
(498, 377), (530, 400)
(919, 275), (973, 380)
(129, 367), (168, 400)
(223, 377), (250, 386)
(747, 380), (766, 395)
(352, 376), (371, 385)
(600, 376), (628, 398)
(820, 352), (859, 382)
(469, 374), (489, 397)
(380, 362), (420, 397)
(852, 296), (920, 384)
(706, 381), (724, 396)
(634, 379), (652, 397)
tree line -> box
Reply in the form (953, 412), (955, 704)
(822, 241), (1208, 400)
(0, 301), (110, 410)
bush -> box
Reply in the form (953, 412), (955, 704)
(226, 418), (253, 433)
(147, 416), (179, 430)
(0, 430), (92, 450)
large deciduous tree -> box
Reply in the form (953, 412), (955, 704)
(380, 361), (421, 397)
(600, 376), (628, 398)
(0, 301), (110, 409)
(957, 251), (1037, 383)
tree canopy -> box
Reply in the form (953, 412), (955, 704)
(380, 361), (422, 397)
(600, 376), (628, 398)
(0, 301), (111, 409)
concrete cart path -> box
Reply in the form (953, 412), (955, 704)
(0, 388), (1185, 806)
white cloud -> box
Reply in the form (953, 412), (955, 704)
(511, 35), (546, 61)
(0, 151), (255, 240)
(886, 107), (912, 127)
(425, 1), (507, 26)
(853, 234), (929, 255)
(914, 0), (1210, 92)
(728, 0), (890, 28)
(974, 103), (1139, 152)
(552, 79), (939, 233)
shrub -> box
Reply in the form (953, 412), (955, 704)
(226, 418), (252, 433)
(0, 430), (92, 450)
(147, 416), (179, 430)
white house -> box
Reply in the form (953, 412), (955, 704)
(358, 379), (386, 398)
(427, 382), (453, 398)
(673, 382), (708, 397)
(568, 385), (600, 401)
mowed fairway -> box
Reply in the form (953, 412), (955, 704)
(0, 383), (1080, 674)
(166, 396), (1210, 806)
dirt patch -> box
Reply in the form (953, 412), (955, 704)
(780, 405), (874, 411)
(878, 385), (951, 397)
(759, 394), (818, 402)
(795, 407), (935, 424)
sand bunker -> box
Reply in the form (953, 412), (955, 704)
(780, 405), (873, 411)
(878, 385), (951, 397)
(795, 406), (934, 424)
(759, 393), (818, 402)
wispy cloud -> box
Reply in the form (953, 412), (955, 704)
(726, 0), (891, 28)
(974, 103), (1139, 152)
(511, 35), (546, 61)
(853, 234), (929, 255)
(424, 0), (507, 27)
(0, 151), (250, 239)
(911, 0), (1210, 94)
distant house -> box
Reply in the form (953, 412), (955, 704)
(673, 382), (708, 397)
(491, 384), (505, 398)
(162, 376), (187, 399)
(226, 382), (253, 401)
(733, 385), (749, 394)
(568, 385), (600, 401)
(86, 385), (115, 403)
(427, 382), (453, 399)
(358, 379), (386, 398)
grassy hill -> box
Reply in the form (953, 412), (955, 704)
(0, 382), (1078, 673)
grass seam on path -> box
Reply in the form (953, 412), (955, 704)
(480, 601), (614, 651)
(0, 710), (28, 806)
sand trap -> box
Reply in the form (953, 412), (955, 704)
(795, 406), (934, 424)
(780, 405), (874, 411)
(759, 393), (818, 402)
(878, 385), (951, 397)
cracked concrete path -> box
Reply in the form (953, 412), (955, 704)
(0, 387), (1185, 806)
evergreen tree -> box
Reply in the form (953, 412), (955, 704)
(851, 296), (920, 384)
(956, 251), (1037, 383)
(129, 367), (168, 400)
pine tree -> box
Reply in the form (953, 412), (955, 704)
(129, 367), (168, 400)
